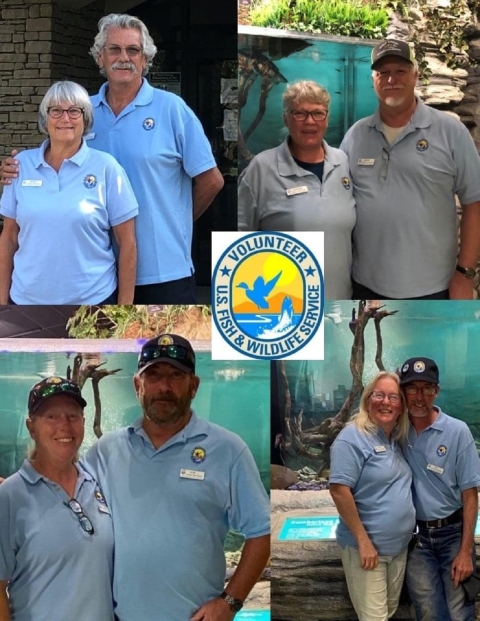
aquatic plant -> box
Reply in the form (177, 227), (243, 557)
(250, 0), (390, 39)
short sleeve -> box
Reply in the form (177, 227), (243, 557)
(104, 159), (139, 227)
(455, 425), (480, 491)
(452, 123), (480, 205)
(238, 166), (259, 231)
(177, 110), (216, 179)
(330, 438), (365, 488)
(0, 179), (19, 219)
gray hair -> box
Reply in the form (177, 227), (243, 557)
(283, 80), (330, 113)
(38, 81), (93, 136)
(90, 13), (157, 76)
(350, 371), (410, 443)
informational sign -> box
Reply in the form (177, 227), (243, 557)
(278, 516), (480, 541)
(236, 611), (270, 620)
(278, 517), (338, 541)
(149, 72), (181, 96)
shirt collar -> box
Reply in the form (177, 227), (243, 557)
(94, 77), (154, 109)
(34, 138), (90, 169)
(277, 138), (340, 177)
(18, 459), (93, 484)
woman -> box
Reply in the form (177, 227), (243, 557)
(329, 371), (415, 621)
(0, 377), (114, 621)
(0, 81), (138, 304)
(238, 80), (356, 299)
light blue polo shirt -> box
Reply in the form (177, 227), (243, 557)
(404, 407), (480, 521)
(89, 79), (217, 285)
(82, 411), (270, 621)
(330, 423), (415, 556)
(341, 98), (480, 298)
(0, 460), (114, 621)
(0, 139), (138, 304)
(238, 139), (356, 299)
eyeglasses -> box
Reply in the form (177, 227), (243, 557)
(289, 110), (328, 122)
(138, 345), (195, 372)
(47, 107), (84, 119)
(380, 147), (390, 180)
(404, 385), (437, 396)
(104, 45), (143, 57)
(370, 391), (401, 403)
(65, 499), (94, 535)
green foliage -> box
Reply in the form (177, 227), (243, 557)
(66, 305), (212, 339)
(250, 0), (390, 38)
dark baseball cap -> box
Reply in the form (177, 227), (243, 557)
(28, 377), (87, 414)
(371, 39), (415, 69)
(398, 357), (439, 385)
(137, 334), (196, 375)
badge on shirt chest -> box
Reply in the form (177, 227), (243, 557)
(180, 468), (205, 480)
(427, 463), (444, 475)
(22, 180), (42, 187)
(286, 186), (308, 196)
(374, 445), (387, 454)
(357, 159), (375, 166)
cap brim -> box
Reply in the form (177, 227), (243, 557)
(137, 358), (193, 375)
(371, 53), (414, 70)
(30, 393), (87, 414)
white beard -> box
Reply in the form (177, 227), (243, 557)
(384, 94), (406, 108)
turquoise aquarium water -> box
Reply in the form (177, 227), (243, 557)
(239, 27), (377, 165)
(272, 300), (480, 471)
(0, 351), (270, 492)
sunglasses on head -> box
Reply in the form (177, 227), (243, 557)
(139, 345), (195, 371)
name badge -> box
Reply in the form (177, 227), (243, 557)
(180, 468), (205, 481)
(358, 158), (375, 166)
(286, 186), (308, 196)
(374, 445), (387, 453)
(427, 463), (444, 475)
(98, 504), (110, 514)
(22, 180), (42, 187)
(84, 132), (96, 140)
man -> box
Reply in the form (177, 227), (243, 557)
(1, 13), (224, 304)
(83, 333), (270, 621)
(398, 356), (480, 621)
(341, 39), (480, 300)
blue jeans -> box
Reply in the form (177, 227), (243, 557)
(406, 523), (475, 621)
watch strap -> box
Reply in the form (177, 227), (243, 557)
(220, 591), (244, 612)
(456, 264), (476, 280)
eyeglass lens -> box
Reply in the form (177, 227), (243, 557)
(66, 499), (95, 535)
(405, 386), (436, 395)
(105, 45), (142, 57)
(48, 107), (83, 119)
(290, 110), (327, 121)
(371, 391), (400, 402)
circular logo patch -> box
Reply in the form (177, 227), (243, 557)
(402, 363), (409, 373)
(413, 361), (425, 373)
(437, 445), (447, 457)
(416, 139), (428, 152)
(212, 231), (324, 360)
(95, 490), (106, 503)
(47, 377), (62, 384)
(159, 335), (173, 346)
(191, 447), (206, 463)
(143, 118), (155, 130)
(342, 177), (351, 190)
(83, 174), (97, 189)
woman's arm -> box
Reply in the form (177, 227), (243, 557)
(329, 483), (379, 570)
(0, 581), (11, 621)
(112, 219), (137, 304)
(0, 218), (19, 304)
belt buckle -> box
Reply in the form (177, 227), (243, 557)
(437, 519), (443, 528)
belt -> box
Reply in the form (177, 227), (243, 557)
(416, 508), (463, 529)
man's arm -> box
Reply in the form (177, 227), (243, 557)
(329, 483), (378, 570)
(192, 167), (224, 221)
(449, 200), (480, 299)
(450, 487), (478, 588)
(0, 151), (19, 185)
(190, 534), (270, 621)
(0, 580), (11, 621)
(0, 218), (19, 304)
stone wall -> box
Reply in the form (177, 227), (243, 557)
(0, 0), (104, 159)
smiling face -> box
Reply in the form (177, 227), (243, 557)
(284, 100), (328, 154)
(46, 100), (85, 145)
(27, 395), (85, 464)
(98, 26), (146, 90)
(367, 376), (403, 435)
(134, 362), (200, 426)
(372, 57), (417, 109)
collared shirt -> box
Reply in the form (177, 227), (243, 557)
(238, 138), (356, 299)
(330, 423), (415, 556)
(341, 98), (480, 298)
(0, 139), (138, 304)
(0, 460), (114, 621)
(403, 407), (480, 521)
(89, 79), (217, 286)
(82, 411), (270, 621)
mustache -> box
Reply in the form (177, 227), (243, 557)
(111, 61), (137, 72)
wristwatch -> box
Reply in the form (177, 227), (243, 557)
(456, 264), (476, 280)
(220, 591), (244, 613)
